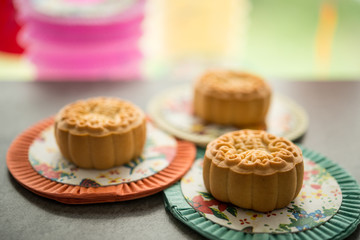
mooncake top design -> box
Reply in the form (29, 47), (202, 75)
(195, 71), (271, 100)
(55, 97), (145, 135)
(205, 129), (303, 175)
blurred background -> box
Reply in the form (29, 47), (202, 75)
(0, 0), (359, 81)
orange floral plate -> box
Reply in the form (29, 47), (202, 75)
(7, 117), (196, 204)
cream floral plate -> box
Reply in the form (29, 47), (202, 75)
(148, 86), (309, 146)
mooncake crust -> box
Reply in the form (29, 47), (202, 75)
(54, 97), (146, 170)
(203, 129), (304, 212)
(55, 97), (145, 136)
(193, 70), (271, 127)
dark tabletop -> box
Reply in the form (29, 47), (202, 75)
(0, 80), (359, 240)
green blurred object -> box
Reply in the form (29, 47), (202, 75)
(245, 0), (360, 80)
(331, 0), (360, 79)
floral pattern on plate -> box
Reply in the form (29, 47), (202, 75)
(149, 86), (308, 146)
(29, 122), (177, 187)
(181, 157), (342, 233)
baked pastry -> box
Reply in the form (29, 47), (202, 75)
(193, 70), (271, 128)
(54, 97), (146, 170)
(203, 129), (304, 212)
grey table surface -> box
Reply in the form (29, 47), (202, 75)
(0, 80), (359, 240)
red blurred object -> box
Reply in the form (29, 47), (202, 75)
(0, 0), (24, 54)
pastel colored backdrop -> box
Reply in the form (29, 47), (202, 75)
(0, 0), (359, 81)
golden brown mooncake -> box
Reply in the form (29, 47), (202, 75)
(193, 70), (271, 128)
(203, 129), (304, 212)
(54, 97), (146, 170)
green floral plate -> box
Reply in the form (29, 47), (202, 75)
(163, 146), (360, 239)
